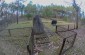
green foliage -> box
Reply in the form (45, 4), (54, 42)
(81, 18), (85, 25)
(1, 1), (76, 20)
(62, 17), (69, 22)
(1, 0), (78, 21)
(25, 13), (32, 20)
(65, 6), (75, 11)
(25, 2), (37, 16)
(81, 18), (85, 21)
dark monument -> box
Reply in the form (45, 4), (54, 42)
(33, 15), (45, 34)
(28, 15), (50, 55)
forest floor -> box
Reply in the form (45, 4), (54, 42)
(0, 26), (85, 55)
(0, 36), (29, 55)
(64, 26), (85, 55)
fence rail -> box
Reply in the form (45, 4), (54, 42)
(0, 24), (77, 55)
(56, 25), (77, 55)
(0, 27), (32, 37)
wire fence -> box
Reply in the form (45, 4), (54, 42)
(0, 24), (77, 55)
(0, 27), (32, 55)
(0, 27), (32, 37)
(56, 25), (77, 55)
(26, 24), (77, 55)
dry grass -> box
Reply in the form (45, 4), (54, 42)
(0, 18), (75, 55)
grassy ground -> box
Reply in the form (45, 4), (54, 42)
(7, 18), (74, 29)
(7, 21), (32, 29)
(3, 18), (75, 37)
(0, 18), (75, 55)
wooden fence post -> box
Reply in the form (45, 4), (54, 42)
(31, 30), (35, 55)
(8, 29), (11, 36)
(68, 25), (69, 30)
(74, 24), (75, 29)
(59, 38), (66, 55)
(56, 25), (57, 32)
(71, 33), (77, 47)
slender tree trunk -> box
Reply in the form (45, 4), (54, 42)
(76, 10), (79, 29)
(16, 0), (19, 24)
(73, 0), (80, 29)
(17, 9), (19, 24)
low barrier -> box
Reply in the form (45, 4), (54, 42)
(56, 25), (77, 55)
(0, 24), (77, 55)
(0, 27), (32, 37)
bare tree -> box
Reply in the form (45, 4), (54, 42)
(64, 0), (81, 29)
(72, 0), (81, 29)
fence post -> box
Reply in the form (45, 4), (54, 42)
(8, 29), (11, 36)
(30, 29), (35, 55)
(74, 24), (75, 29)
(59, 38), (66, 55)
(71, 33), (77, 47)
(68, 25), (69, 30)
(56, 25), (57, 32)
(27, 45), (31, 55)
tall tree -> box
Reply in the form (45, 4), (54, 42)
(72, 0), (81, 29)
(25, 1), (37, 18)
(14, 0), (26, 24)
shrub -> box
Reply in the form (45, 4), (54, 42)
(81, 18), (85, 25)
(25, 13), (32, 20)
